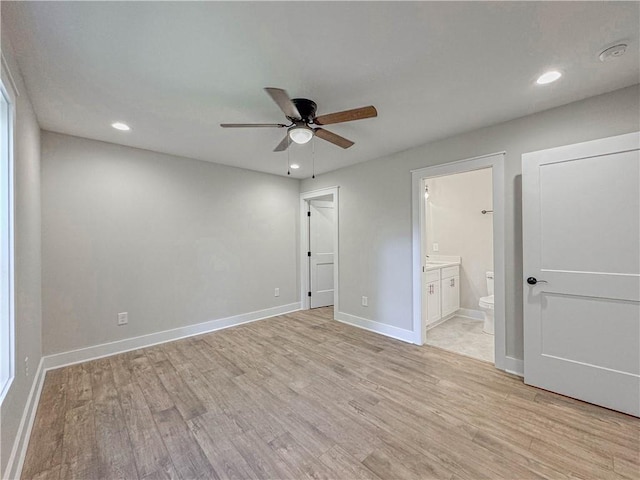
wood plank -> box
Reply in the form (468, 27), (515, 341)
(153, 406), (219, 479)
(117, 381), (178, 479)
(29, 465), (62, 480)
(109, 351), (136, 388)
(59, 402), (98, 480)
(229, 428), (303, 479)
(152, 358), (206, 420)
(21, 368), (68, 479)
(65, 363), (93, 409)
(268, 431), (338, 480)
(187, 412), (259, 480)
(130, 353), (174, 413)
(91, 358), (139, 479)
(613, 455), (640, 480)
(318, 445), (381, 480)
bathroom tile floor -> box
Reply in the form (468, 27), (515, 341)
(426, 315), (494, 363)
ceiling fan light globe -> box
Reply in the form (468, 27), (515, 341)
(289, 126), (313, 144)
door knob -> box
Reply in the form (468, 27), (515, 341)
(527, 277), (548, 285)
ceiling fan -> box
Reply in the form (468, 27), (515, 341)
(221, 88), (377, 151)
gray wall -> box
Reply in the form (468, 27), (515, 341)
(426, 168), (493, 310)
(41, 133), (300, 355)
(0, 29), (43, 477)
(301, 84), (640, 361)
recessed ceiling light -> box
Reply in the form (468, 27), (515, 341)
(111, 122), (131, 131)
(536, 71), (562, 85)
(290, 164), (300, 169)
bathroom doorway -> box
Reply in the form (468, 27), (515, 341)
(423, 168), (494, 363)
(411, 153), (506, 370)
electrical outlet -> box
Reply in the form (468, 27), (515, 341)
(433, 243), (439, 252)
(274, 288), (280, 297)
(25, 357), (29, 377)
(362, 296), (368, 307)
(117, 312), (128, 326)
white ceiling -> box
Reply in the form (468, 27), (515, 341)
(4, 1), (639, 178)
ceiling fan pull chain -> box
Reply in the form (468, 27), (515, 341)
(312, 135), (316, 179)
(287, 135), (291, 175)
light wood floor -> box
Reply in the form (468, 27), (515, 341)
(22, 307), (639, 479)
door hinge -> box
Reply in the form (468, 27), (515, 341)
(307, 211), (311, 217)
(308, 291), (312, 297)
(308, 251), (311, 257)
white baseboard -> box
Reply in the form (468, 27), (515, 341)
(505, 356), (524, 377)
(456, 308), (484, 321)
(42, 302), (301, 371)
(334, 311), (414, 344)
(3, 357), (46, 480)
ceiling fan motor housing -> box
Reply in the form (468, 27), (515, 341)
(291, 98), (317, 122)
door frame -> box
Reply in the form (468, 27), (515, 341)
(300, 186), (339, 311)
(411, 152), (506, 370)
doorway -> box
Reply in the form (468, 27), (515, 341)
(300, 187), (339, 311)
(412, 153), (506, 370)
(422, 168), (494, 363)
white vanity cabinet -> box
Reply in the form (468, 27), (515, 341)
(424, 258), (460, 329)
(425, 270), (441, 325)
(441, 266), (460, 318)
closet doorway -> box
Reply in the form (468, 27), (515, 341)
(300, 187), (339, 311)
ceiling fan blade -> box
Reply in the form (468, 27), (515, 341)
(220, 123), (286, 128)
(264, 87), (301, 119)
(314, 128), (354, 149)
(273, 135), (290, 152)
(314, 105), (377, 126)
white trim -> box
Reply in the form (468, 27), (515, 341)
(300, 186), (339, 312)
(456, 308), (484, 321)
(505, 356), (524, 377)
(42, 302), (300, 370)
(526, 131), (639, 167)
(2, 357), (46, 480)
(410, 151), (506, 173)
(299, 185), (341, 196)
(334, 311), (414, 344)
(0, 72), (16, 405)
(412, 152), (507, 372)
(0, 53), (20, 98)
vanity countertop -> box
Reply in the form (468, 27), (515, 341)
(425, 261), (459, 271)
(424, 255), (461, 271)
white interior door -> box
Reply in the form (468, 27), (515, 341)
(522, 132), (640, 417)
(309, 200), (334, 308)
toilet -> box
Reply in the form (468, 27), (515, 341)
(479, 271), (494, 334)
